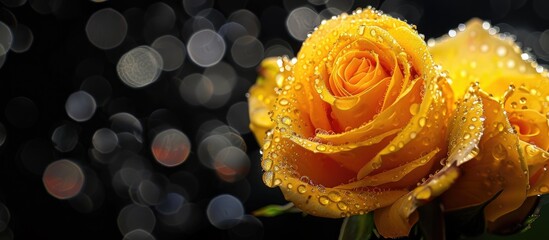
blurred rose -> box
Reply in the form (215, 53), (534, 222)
(430, 19), (549, 233)
(248, 8), (465, 237)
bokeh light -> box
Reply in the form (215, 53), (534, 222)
(151, 35), (186, 71)
(151, 128), (191, 167)
(206, 194), (244, 229)
(10, 23), (33, 53)
(0, 21), (12, 56)
(187, 29), (225, 67)
(92, 128), (118, 154)
(65, 90), (97, 122)
(51, 123), (79, 152)
(0, 202), (10, 232)
(117, 46), (164, 88)
(43, 159), (85, 200)
(117, 203), (156, 235)
(85, 8), (127, 50)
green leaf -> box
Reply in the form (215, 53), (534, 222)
(444, 190), (503, 238)
(338, 213), (374, 240)
(252, 202), (300, 217)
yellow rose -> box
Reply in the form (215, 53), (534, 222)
(430, 19), (549, 232)
(248, 8), (472, 238)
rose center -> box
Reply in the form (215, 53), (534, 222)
(328, 52), (389, 97)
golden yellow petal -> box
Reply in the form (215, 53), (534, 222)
(441, 92), (529, 222)
(430, 18), (542, 102)
(374, 166), (460, 238)
(248, 57), (293, 145)
(261, 129), (408, 218)
(520, 141), (549, 196)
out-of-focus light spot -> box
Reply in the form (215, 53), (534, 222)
(197, 8), (226, 30)
(143, 2), (176, 42)
(123, 229), (156, 240)
(182, 0), (213, 16)
(156, 192), (185, 215)
(229, 215), (264, 240)
(207, 194), (244, 229)
(90, 0), (108, 3)
(187, 29), (225, 67)
(286, 7), (320, 41)
(539, 30), (549, 54)
(86, 8), (127, 50)
(151, 129), (191, 167)
(264, 40), (294, 58)
(117, 46), (164, 88)
(198, 126), (246, 169)
(110, 112), (143, 139)
(0, 122), (6, 146)
(0, 202), (10, 232)
(231, 36), (264, 68)
(51, 123), (79, 152)
(5, 96), (38, 128)
(117, 204), (156, 235)
(0, 0), (27, 7)
(218, 22), (248, 43)
(226, 101), (251, 134)
(201, 61), (237, 106)
(43, 159), (85, 200)
(65, 91), (97, 122)
(228, 9), (261, 38)
(326, 0), (355, 13)
(214, 146), (250, 182)
(189, 15), (214, 31)
(179, 73), (214, 106)
(80, 75), (112, 106)
(0, 21), (12, 55)
(10, 23), (33, 53)
(151, 35), (186, 71)
(92, 128), (118, 154)
(157, 202), (201, 232)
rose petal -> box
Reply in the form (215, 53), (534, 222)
(429, 19), (540, 102)
(248, 57), (293, 145)
(441, 91), (529, 222)
(520, 141), (549, 196)
(374, 166), (460, 238)
(373, 84), (482, 238)
(261, 129), (408, 218)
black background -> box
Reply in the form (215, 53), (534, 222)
(1, 0), (549, 239)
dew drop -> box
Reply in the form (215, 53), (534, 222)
(327, 191), (341, 202)
(316, 144), (327, 152)
(273, 178), (282, 186)
(262, 140), (271, 151)
(261, 159), (273, 171)
(337, 202), (348, 211)
(294, 83), (303, 90)
(318, 196), (330, 205)
(409, 103), (419, 116)
(496, 46), (507, 57)
(287, 183), (293, 189)
(281, 116), (292, 125)
(418, 117), (427, 127)
(492, 143), (507, 160)
(410, 132), (417, 139)
(297, 185), (307, 194)
(262, 171), (274, 188)
(519, 97), (527, 104)
(279, 98), (289, 106)
(358, 25), (365, 35)
(496, 122), (505, 132)
(463, 133), (471, 140)
(370, 29), (376, 37)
